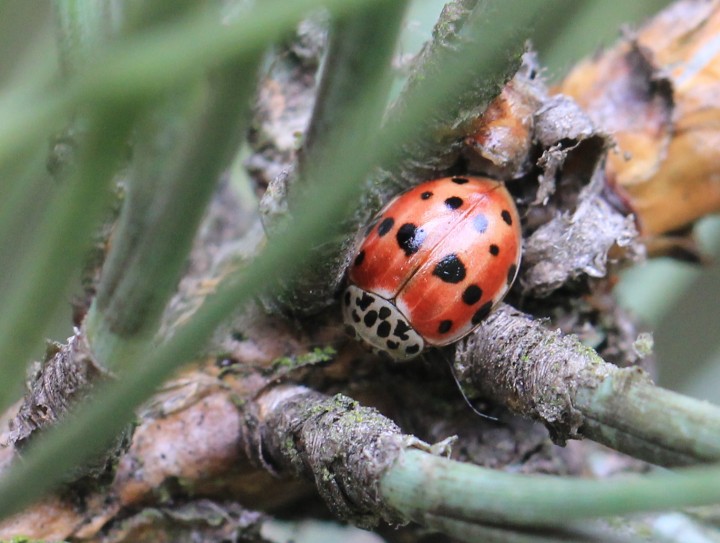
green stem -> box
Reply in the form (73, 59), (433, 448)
(53, 0), (125, 74)
(381, 449), (720, 527)
(0, 108), (135, 412)
(424, 515), (627, 543)
(0, 147), (49, 276)
(0, 0), (387, 171)
(90, 54), (261, 352)
(576, 368), (720, 466)
(456, 306), (720, 466)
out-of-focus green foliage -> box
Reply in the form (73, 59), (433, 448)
(0, 0), (718, 537)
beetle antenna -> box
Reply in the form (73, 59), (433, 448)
(435, 348), (500, 422)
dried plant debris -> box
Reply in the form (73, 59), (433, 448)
(461, 61), (644, 299)
(462, 53), (547, 180)
(249, 17), (326, 196)
(556, 0), (720, 245)
(530, 94), (602, 210)
(6, 337), (94, 448)
(521, 167), (643, 297)
(99, 501), (270, 543)
(5, 333), (129, 485)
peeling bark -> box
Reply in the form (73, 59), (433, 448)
(5, 333), (128, 484)
(521, 168), (642, 297)
(242, 386), (409, 528)
(252, 16), (326, 210)
(454, 305), (613, 443)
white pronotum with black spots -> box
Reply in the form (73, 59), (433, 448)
(342, 284), (424, 361)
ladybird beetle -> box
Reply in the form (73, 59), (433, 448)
(342, 176), (521, 360)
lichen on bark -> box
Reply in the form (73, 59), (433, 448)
(242, 386), (410, 528)
(454, 305), (613, 444)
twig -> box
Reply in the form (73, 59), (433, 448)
(380, 448), (720, 527)
(242, 385), (407, 528)
(4, 371), (720, 541)
(245, 384), (720, 534)
(454, 305), (720, 465)
(576, 372), (720, 466)
(423, 515), (634, 543)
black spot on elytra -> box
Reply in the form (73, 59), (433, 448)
(405, 344), (421, 355)
(364, 310), (378, 328)
(354, 250), (365, 267)
(507, 263), (518, 285)
(452, 177), (469, 184)
(352, 310), (361, 323)
(344, 291), (351, 306)
(386, 340), (399, 350)
(489, 244), (500, 256)
(501, 209), (513, 225)
(421, 191), (433, 200)
(377, 320), (391, 338)
(344, 325), (356, 338)
(445, 196), (463, 210)
(438, 320), (453, 334)
(462, 285), (483, 305)
(378, 307), (391, 320)
(471, 301), (493, 325)
(357, 293), (374, 310)
(473, 214), (488, 233)
(396, 223), (426, 256)
(433, 254), (466, 284)
(393, 320), (412, 340)
(378, 217), (394, 236)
